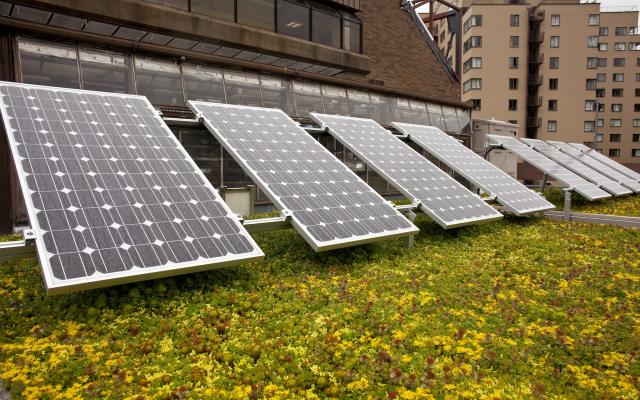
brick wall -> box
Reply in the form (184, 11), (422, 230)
(338, 0), (461, 104)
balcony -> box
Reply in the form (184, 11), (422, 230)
(529, 31), (545, 43)
(527, 117), (542, 127)
(527, 96), (542, 107)
(528, 53), (544, 64)
(527, 74), (543, 86)
(530, 10), (545, 22)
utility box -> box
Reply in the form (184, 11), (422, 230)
(471, 119), (519, 179)
(219, 185), (256, 218)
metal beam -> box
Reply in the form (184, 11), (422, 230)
(421, 10), (457, 23)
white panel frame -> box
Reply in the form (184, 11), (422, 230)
(569, 143), (640, 183)
(0, 82), (264, 295)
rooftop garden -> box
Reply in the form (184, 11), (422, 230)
(0, 212), (639, 399)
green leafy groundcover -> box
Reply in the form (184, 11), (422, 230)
(1, 216), (639, 399)
(545, 188), (640, 217)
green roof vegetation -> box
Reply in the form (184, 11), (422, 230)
(1, 214), (639, 399)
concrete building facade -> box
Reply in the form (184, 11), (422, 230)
(426, 0), (640, 174)
(0, 0), (467, 231)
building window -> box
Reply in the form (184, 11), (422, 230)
(597, 118), (604, 127)
(550, 57), (559, 69)
(508, 99), (518, 111)
(550, 36), (560, 48)
(18, 38), (81, 89)
(549, 78), (558, 90)
(598, 102), (605, 112)
(609, 149), (620, 157)
(342, 13), (362, 53)
(588, 14), (599, 26)
(585, 100), (596, 111)
(587, 36), (598, 48)
(614, 42), (626, 51)
(595, 134), (604, 142)
(134, 56), (184, 106)
(311, 2), (341, 48)
(548, 120), (557, 132)
(277, 0), (311, 40)
(182, 63), (226, 103)
(584, 121), (595, 132)
(510, 36), (519, 48)
(610, 119), (622, 127)
(464, 36), (482, 53)
(596, 88), (605, 97)
(598, 43), (608, 51)
(509, 56), (519, 69)
(508, 120), (518, 125)
(599, 26), (608, 36)
(611, 103), (623, 112)
(612, 88), (624, 97)
(509, 78), (519, 90)
(636, 74), (640, 82)
(191, 0), (235, 21)
(615, 27), (627, 36)
(463, 15), (482, 33)
(612, 58), (625, 67)
(510, 14), (519, 27)
(633, 132), (640, 141)
(613, 73), (624, 82)
(636, 88), (640, 96)
(463, 78), (482, 92)
(551, 14), (560, 26)
(463, 57), (482, 72)
(632, 149), (640, 157)
(586, 78), (597, 89)
(587, 57), (598, 69)
(596, 74), (606, 82)
(610, 134), (621, 142)
(630, 42), (640, 51)
(471, 99), (481, 110)
(548, 99), (557, 111)
(597, 58), (607, 67)
(635, 104), (640, 112)
(237, 0), (275, 31)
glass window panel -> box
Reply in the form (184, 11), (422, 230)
(224, 70), (263, 106)
(179, 129), (222, 186)
(146, 0), (189, 10)
(321, 85), (349, 115)
(18, 38), (80, 89)
(391, 98), (414, 123)
(343, 19), (361, 52)
(456, 108), (471, 133)
(49, 14), (86, 30)
(191, 0), (235, 21)
(293, 81), (324, 117)
(83, 20), (118, 36)
(113, 27), (147, 41)
(134, 56), (184, 106)
(312, 9), (341, 48)
(370, 93), (393, 125)
(11, 5), (51, 24)
(79, 47), (134, 93)
(260, 75), (294, 114)
(183, 63), (226, 103)
(277, 0), (310, 40)
(347, 89), (371, 118)
(223, 149), (255, 188)
(442, 106), (461, 132)
(409, 100), (430, 125)
(238, 0), (275, 31)
(367, 170), (389, 194)
(426, 103), (446, 130)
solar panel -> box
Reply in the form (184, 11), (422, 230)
(310, 113), (503, 229)
(548, 141), (640, 193)
(487, 135), (610, 201)
(188, 102), (419, 251)
(569, 143), (640, 183)
(0, 82), (264, 295)
(521, 139), (632, 196)
(393, 123), (554, 216)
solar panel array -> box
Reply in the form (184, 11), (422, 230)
(393, 123), (554, 216)
(487, 135), (610, 201)
(188, 102), (419, 251)
(570, 143), (640, 183)
(310, 113), (503, 229)
(548, 141), (640, 193)
(0, 82), (263, 294)
(522, 139), (632, 196)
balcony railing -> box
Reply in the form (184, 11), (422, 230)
(527, 74), (543, 86)
(529, 31), (545, 43)
(528, 53), (544, 64)
(527, 96), (542, 107)
(527, 117), (542, 127)
(530, 10), (545, 21)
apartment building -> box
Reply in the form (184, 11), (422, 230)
(426, 0), (640, 171)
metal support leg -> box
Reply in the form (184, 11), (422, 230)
(540, 173), (548, 193)
(563, 189), (571, 221)
(402, 235), (414, 249)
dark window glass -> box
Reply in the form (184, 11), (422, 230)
(343, 18), (361, 52)
(191, 0), (235, 21)
(18, 38), (80, 89)
(223, 149), (254, 187)
(134, 56), (184, 106)
(260, 75), (294, 114)
(180, 129), (222, 186)
(277, 0), (310, 40)
(224, 70), (263, 106)
(79, 48), (134, 94)
(238, 0), (275, 31)
(312, 6), (341, 48)
(183, 63), (226, 103)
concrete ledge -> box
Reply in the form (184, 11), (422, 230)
(16, 0), (372, 73)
